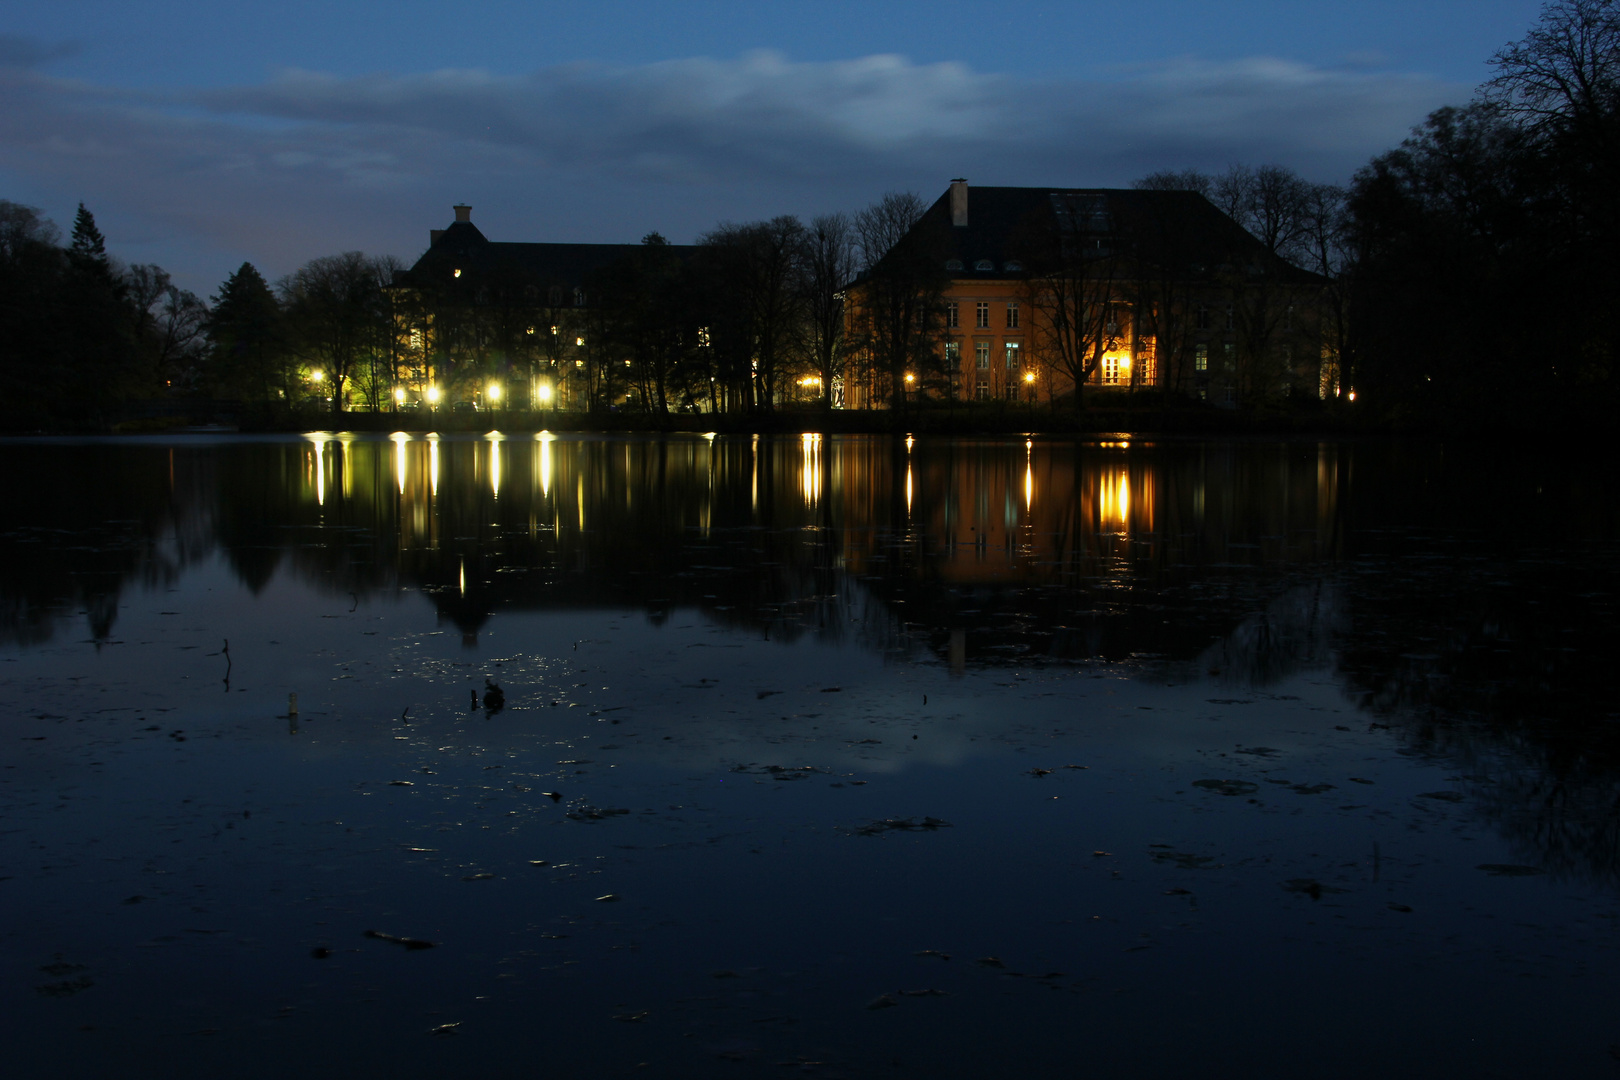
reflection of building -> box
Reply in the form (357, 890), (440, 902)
(844, 181), (1327, 408)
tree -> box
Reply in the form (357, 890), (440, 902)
(280, 252), (388, 415)
(126, 264), (208, 394)
(61, 204), (135, 418)
(699, 216), (806, 412)
(210, 263), (289, 407)
(850, 192), (949, 409)
(801, 213), (855, 409)
(1015, 192), (1127, 411)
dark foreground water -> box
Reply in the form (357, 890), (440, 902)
(2, 432), (1617, 1078)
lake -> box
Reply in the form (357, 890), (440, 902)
(2, 432), (1617, 1078)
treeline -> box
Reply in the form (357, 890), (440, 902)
(0, 204), (209, 429)
(1345, 0), (1620, 427)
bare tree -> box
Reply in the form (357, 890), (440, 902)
(801, 212), (855, 409)
(1016, 193), (1127, 411)
(850, 192), (948, 409)
(280, 252), (388, 415)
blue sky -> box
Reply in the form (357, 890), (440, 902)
(1, 0), (1550, 293)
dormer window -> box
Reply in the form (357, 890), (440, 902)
(974, 259), (993, 271)
(1004, 260), (1022, 272)
(946, 259), (963, 271)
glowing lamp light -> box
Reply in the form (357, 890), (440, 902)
(904, 373), (916, 385)
(1023, 372), (1036, 384)
(453, 268), (462, 278)
(426, 386), (442, 405)
(487, 383), (502, 403)
(310, 370), (324, 382)
(537, 383), (553, 404)
(1347, 390), (1357, 402)
(393, 387), (406, 403)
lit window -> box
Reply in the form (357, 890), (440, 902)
(1194, 344), (1208, 372)
(944, 341), (960, 365)
(946, 302), (959, 328)
(975, 342), (990, 370)
(1004, 343), (1019, 371)
(1102, 356), (1121, 385)
(698, 326), (711, 347)
(1006, 303), (1019, 329)
(576, 337), (585, 347)
(976, 302), (989, 328)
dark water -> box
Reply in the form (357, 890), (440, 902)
(2, 432), (1617, 1078)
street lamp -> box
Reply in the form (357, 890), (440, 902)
(426, 385), (441, 414)
(393, 386), (406, 411)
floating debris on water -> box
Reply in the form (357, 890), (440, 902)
(1193, 780), (1259, 796)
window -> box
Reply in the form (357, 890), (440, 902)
(1006, 302), (1019, 329)
(944, 341), (961, 365)
(1004, 260), (1023, 272)
(1102, 356), (1121, 385)
(975, 259), (993, 271)
(574, 288), (585, 306)
(946, 302), (959, 328)
(976, 302), (989, 328)
(1224, 304), (1235, 331)
(1194, 344), (1208, 372)
(1005, 380), (1019, 401)
(1195, 305), (1210, 331)
(975, 342), (990, 369)
(548, 286), (563, 305)
(946, 259), (963, 271)
(1004, 343), (1020, 371)
(975, 379), (989, 400)
(1223, 342), (1235, 367)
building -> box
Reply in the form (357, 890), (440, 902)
(843, 181), (1328, 409)
(391, 205), (695, 411)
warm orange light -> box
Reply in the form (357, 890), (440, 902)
(426, 386), (441, 405)
(487, 382), (502, 402)
(1022, 372), (1035, 384)
(904, 373), (916, 384)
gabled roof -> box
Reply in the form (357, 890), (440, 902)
(916, 184), (1326, 286)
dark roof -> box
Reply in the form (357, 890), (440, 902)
(916, 185), (1326, 287)
(397, 219), (696, 291)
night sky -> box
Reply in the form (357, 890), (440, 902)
(1, 0), (1549, 293)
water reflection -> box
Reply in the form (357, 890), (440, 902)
(2, 434), (1617, 880)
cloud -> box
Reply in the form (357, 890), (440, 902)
(0, 34), (79, 69)
(0, 50), (1462, 291)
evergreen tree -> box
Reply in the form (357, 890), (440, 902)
(209, 262), (288, 406)
(69, 203), (108, 267)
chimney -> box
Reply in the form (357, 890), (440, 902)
(949, 179), (968, 227)
(453, 203), (472, 223)
(430, 229), (445, 245)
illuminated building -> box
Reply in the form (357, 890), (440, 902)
(843, 182), (1328, 408)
